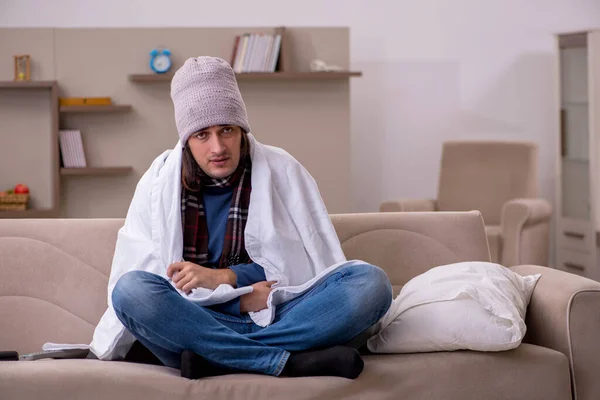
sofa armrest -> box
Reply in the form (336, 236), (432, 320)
(511, 264), (600, 400)
(379, 199), (437, 212)
(501, 198), (552, 266)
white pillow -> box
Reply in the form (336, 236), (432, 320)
(367, 261), (541, 353)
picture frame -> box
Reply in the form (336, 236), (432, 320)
(14, 54), (31, 81)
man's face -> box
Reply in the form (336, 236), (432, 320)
(187, 125), (243, 179)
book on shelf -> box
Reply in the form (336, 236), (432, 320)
(59, 130), (87, 168)
(231, 33), (282, 73)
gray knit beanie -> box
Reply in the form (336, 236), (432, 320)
(171, 56), (250, 145)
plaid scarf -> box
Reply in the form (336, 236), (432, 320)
(181, 153), (252, 268)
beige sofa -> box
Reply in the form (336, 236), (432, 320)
(1, 212), (599, 400)
(380, 141), (552, 267)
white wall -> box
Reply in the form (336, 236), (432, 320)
(2, 0), (600, 214)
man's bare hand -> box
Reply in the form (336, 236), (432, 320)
(167, 262), (236, 292)
(240, 281), (276, 313)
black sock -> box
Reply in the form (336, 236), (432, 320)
(180, 350), (234, 379)
(281, 346), (364, 379)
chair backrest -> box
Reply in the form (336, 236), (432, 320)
(0, 212), (490, 354)
(437, 141), (538, 225)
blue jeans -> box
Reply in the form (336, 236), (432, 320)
(112, 263), (392, 376)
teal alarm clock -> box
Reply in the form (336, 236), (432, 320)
(150, 49), (172, 74)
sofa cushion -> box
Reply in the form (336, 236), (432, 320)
(485, 225), (502, 263)
(332, 211), (490, 290)
(0, 344), (570, 400)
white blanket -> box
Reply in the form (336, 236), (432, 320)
(44, 134), (356, 360)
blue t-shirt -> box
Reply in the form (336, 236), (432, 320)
(202, 185), (266, 315)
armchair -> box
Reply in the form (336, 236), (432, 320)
(380, 141), (552, 266)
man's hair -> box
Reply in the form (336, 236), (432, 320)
(181, 131), (249, 191)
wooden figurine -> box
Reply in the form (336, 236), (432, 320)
(14, 55), (31, 81)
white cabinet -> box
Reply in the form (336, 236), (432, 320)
(555, 30), (600, 280)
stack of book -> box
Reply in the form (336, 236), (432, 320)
(59, 97), (112, 106)
(59, 130), (87, 168)
(231, 33), (282, 73)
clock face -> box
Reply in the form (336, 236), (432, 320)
(152, 54), (171, 72)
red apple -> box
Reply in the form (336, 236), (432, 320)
(14, 184), (29, 194)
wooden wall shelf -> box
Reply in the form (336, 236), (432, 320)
(0, 80), (57, 89)
(60, 105), (133, 113)
(2, 27), (356, 219)
(61, 167), (133, 176)
(0, 79), (60, 219)
(237, 72), (362, 80)
(129, 74), (173, 82)
(129, 71), (362, 83)
(0, 209), (58, 218)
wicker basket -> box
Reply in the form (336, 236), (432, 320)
(0, 204), (27, 211)
(0, 193), (29, 211)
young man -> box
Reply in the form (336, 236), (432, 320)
(99, 57), (392, 379)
